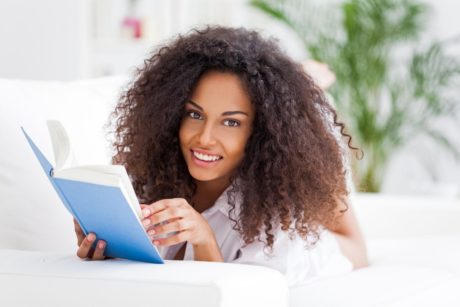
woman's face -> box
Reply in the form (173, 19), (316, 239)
(179, 71), (255, 186)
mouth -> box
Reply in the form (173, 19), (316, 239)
(190, 150), (223, 166)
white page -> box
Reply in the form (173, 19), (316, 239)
(48, 120), (142, 220)
(46, 120), (76, 171)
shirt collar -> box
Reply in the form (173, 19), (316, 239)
(201, 184), (242, 219)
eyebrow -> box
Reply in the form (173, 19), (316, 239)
(187, 99), (249, 117)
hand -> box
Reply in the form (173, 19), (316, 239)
(73, 218), (107, 260)
(141, 198), (215, 248)
(302, 59), (336, 90)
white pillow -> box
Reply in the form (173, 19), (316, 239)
(0, 76), (128, 252)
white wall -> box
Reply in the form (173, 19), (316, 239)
(0, 0), (90, 81)
(0, 0), (307, 80)
(0, 0), (457, 79)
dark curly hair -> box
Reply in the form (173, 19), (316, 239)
(112, 26), (355, 251)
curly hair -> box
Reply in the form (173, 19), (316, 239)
(111, 26), (355, 251)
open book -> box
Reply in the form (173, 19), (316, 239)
(22, 121), (163, 264)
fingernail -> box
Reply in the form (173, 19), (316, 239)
(142, 219), (150, 226)
(148, 229), (155, 236)
(98, 241), (106, 249)
(142, 209), (150, 217)
(87, 233), (96, 242)
(153, 241), (160, 245)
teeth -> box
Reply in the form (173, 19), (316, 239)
(193, 151), (221, 162)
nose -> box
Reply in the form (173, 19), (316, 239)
(197, 121), (217, 146)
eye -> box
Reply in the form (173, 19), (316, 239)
(186, 110), (203, 120)
(223, 119), (240, 127)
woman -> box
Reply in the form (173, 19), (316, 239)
(74, 26), (368, 286)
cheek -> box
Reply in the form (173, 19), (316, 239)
(179, 127), (185, 146)
(223, 130), (251, 160)
(179, 121), (193, 147)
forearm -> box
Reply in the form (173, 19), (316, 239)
(332, 232), (368, 269)
(326, 197), (369, 269)
(193, 237), (224, 262)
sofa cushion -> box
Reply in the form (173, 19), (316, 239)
(353, 193), (460, 239)
(289, 234), (460, 306)
(367, 235), (460, 274)
(289, 265), (460, 307)
(0, 249), (289, 307)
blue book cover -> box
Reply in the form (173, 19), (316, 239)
(22, 127), (164, 264)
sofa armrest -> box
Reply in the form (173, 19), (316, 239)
(0, 249), (288, 307)
(353, 193), (460, 239)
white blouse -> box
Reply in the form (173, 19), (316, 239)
(160, 189), (353, 287)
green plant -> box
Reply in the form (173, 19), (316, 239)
(251, 0), (460, 192)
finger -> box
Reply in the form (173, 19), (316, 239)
(153, 231), (188, 247)
(73, 218), (83, 234)
(142, 207), (182, 228)
(142, 200), (170, 218)
(146, 217), (181, 232)
(142, 198), (191, 218)
(140, 204), (149, 213)
(92, 240), (106, 260)
(148, 219), (188, 237)
(76, 233), (96, 259)
(140, 204), (151, 219)
(77, 235), (84, 247)
(73, 219), (85, 246)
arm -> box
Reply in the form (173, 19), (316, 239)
(192, 233), (224, 262)
(325, 197), (369, 269)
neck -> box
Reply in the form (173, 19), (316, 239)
(192, 177), (231, 213)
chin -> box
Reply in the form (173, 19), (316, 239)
(188, 169), (219, 182)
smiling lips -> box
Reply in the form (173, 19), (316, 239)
(191, 150), (223, 163)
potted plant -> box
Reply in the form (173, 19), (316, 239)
(251, 0), (460, 192)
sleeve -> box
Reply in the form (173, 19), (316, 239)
(231, 228), (353, 287)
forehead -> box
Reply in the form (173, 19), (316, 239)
(189, 71), (254, 114)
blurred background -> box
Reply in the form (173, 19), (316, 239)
(0, 0), (459, 197)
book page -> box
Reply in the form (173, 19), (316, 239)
(46, 120), (76, 171)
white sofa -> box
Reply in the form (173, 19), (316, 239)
(1, 77), (460, 307)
